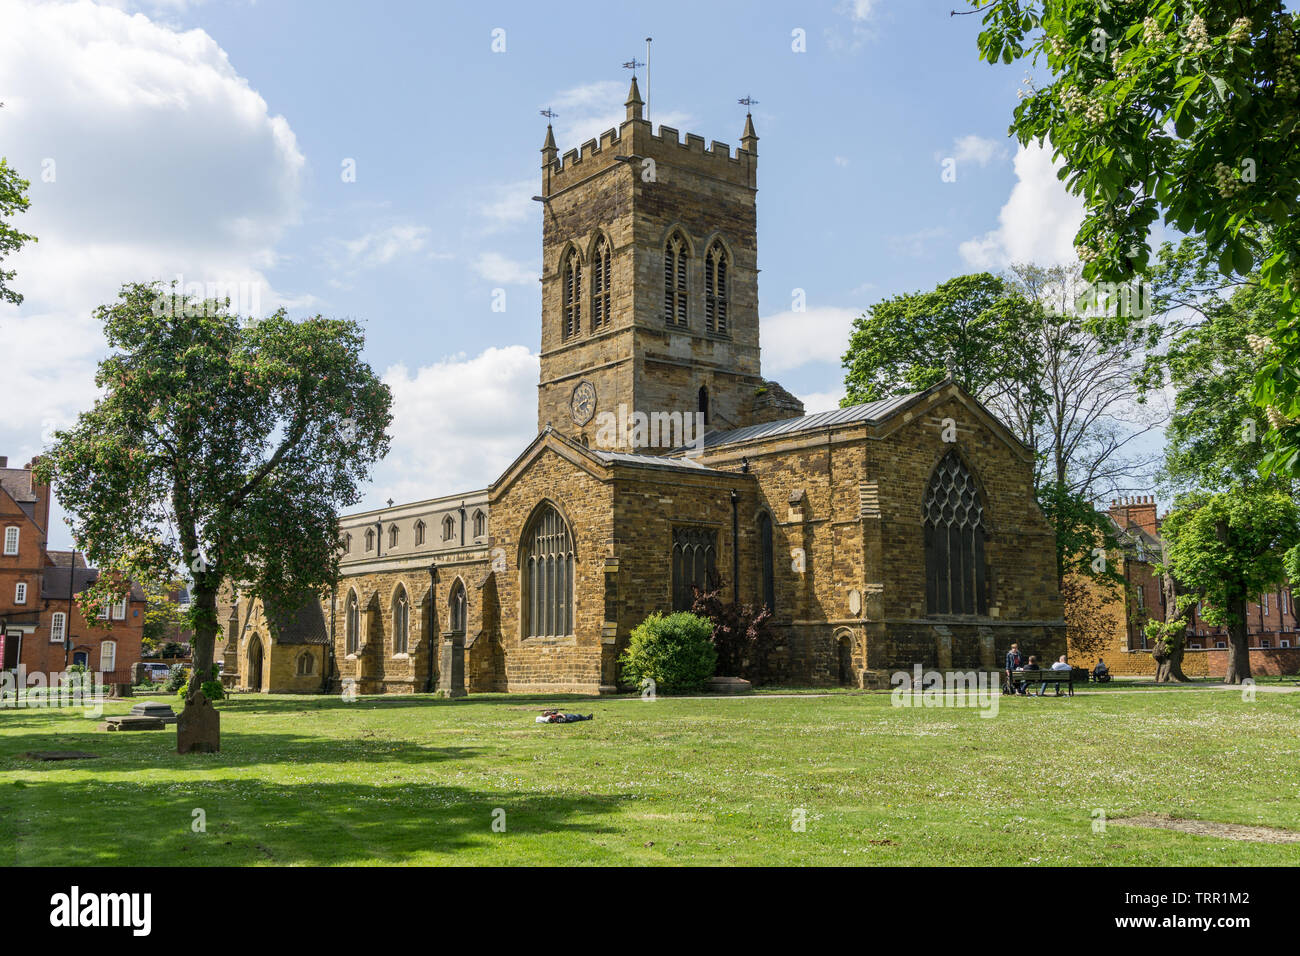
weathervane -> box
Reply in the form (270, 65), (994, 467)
(539, 108), (558, 121)
(623, 56), (644, 75)
(738, 95), (759, 110)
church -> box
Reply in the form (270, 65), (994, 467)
(218, 79), (1066, 695)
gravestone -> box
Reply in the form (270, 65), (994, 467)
(101, 715), (165, 731)
(176, 689), (220, 754)
(708, 676), (753, 695)
(130, 700), (178, 724)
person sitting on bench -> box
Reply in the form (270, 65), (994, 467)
(1040, 654), (1072, 696)
(1093, 658), (1110, 682)
(1015, 656), (1038, 696)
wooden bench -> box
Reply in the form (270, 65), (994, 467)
(1012, 668), (1074, 696)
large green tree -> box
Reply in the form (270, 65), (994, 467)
(0, 156), (35, 306)
(1158, 487), (1300, 682)
(969, 1), (1300, 478)
(35, 283), (392, 749)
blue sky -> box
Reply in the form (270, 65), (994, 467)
(1, 0), (1089, 548)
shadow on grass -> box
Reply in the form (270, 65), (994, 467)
(216, 692), (630, 716)
(4, 776), (628, 866)
(0, 725), (482, 773)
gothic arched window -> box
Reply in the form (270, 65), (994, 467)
(664, 231), (689, 327)
(591, 235), (611, 330)
(704, 240), (729, 334)
(345, 590), (360, 654)
(365, 529), (375, 552)
(923, 452), (989, 616)
(449, 579), (467, 634)
(523, 504), (574, 638)
(442, 514), (455, 541)
(415, 520), (426, 546)
(472, 509), (486, 538)
(758, 512), (775, 612)
(392, 586), (409, 654)
(389, 525), (399, 549)
(672, 526), (716, 611)
(562, 249), (582, 339)
(698, 386), (709, 427)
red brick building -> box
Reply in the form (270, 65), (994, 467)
(0, 455), (145, 685)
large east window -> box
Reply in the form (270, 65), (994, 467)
(923, 451), (989, 616)
(523, 504), (574, 638)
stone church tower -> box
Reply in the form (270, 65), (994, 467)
(536, 78), (803, 449)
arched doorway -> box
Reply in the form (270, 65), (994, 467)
(835, 629), (855, 687)
(247, 635), (264, 692)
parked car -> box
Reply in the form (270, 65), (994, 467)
(142, 663), (172, 683)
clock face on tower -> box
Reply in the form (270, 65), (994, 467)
(570, 380), (597, 425)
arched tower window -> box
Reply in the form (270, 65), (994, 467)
(923, 451), (989, 616)
(758, 512), (775, 612)
(698, 386), (710, 426)
(664, 231), (689, 327)
(345, 590), (360, 654)
(449, 579), (467, 634)
(704, 240), (729, 334)
(523, 504), (574, 638)
(562, 249), (582, 339)
(392, 586), (409, 654)
(590, 235), (611, 330)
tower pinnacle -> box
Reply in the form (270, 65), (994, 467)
(625, 76), (644, 121)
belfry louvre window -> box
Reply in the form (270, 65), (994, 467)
(923, 452), (989, 616)
(523, 504), (574, 638)
(664, 232), (689, 327)
(672, 527), (717, 611)
(591, 236), (611, 329)
(704, 240), (729, 334)
(562, 250), (582, 339)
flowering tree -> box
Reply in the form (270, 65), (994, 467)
(35, 283), (392, 750)
(969, 1), (1300, 477)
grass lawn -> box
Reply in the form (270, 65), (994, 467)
(2, 684), (1297, 866)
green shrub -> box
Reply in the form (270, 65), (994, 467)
(619, 611), (717, 694)
(162, 665), (189, 694)
(176, 665), (223, 703)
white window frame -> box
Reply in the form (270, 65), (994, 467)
(50, 611), (66, 644)
(1215, 641), (1226, 649)
(100, 640), (116, 673)
(2, 526), (17, 555)
(99, 600), (110, 620)
(14, 582), (26, 604)
(112, 596), (127, 620)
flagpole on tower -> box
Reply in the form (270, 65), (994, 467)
(645, 37), (652, 123)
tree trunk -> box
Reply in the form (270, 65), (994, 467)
(1154, 566), (1191, 683)
(178, 583), (221, 752)
(1224, 594), (1252, 684)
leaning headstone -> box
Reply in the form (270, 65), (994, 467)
(436, 630), (467, 699)
(132, 662), (149, 685)
(108, 682), (133, 699)
(101, 715), (166, 731)
(177, 689), (220, 754)
(129, 701), (178, 724)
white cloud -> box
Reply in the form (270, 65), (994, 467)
(372, 346), (539, 505)
(0, 0), (305, 468)
(472, 252), (538, 286)
(798, 388), (847, 414)
(950, 134), (1006, 167)
(834, 155), (851, 167)
(475, 179), (537, 232)
(333, 224), (432, 271)
(760, 306), (861, 374)
(958, 142), (1086, 269)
